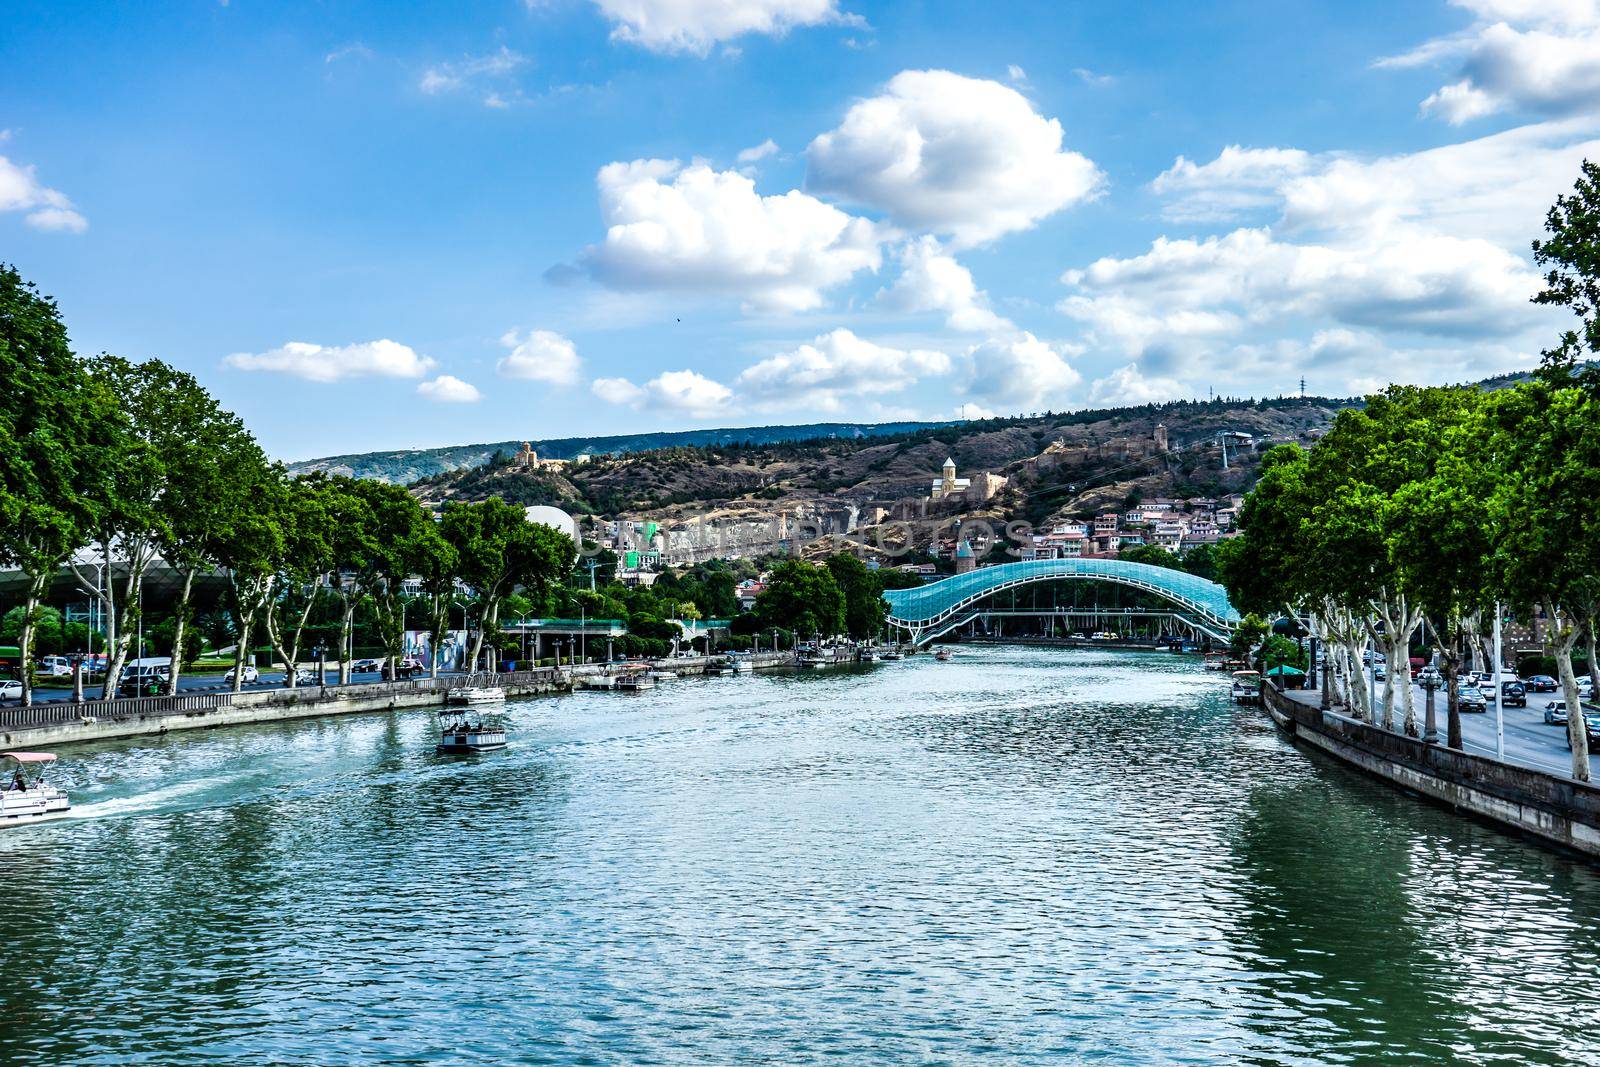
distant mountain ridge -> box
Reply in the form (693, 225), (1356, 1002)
(286, 420), (954, 483)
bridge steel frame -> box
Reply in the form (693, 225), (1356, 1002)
(884, 558), (1241, 646)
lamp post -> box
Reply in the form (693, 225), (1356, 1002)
(1493, 602), (1505, 761)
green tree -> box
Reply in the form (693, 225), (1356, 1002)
(443, 497), (576, 671)
(1533, 158), (1600, 383)
(755, 560), (845, 639)
(0, 266), (105, 704)
(347, 479), (435, 679)
(825, 553), (887, 640)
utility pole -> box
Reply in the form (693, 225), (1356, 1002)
(1493, 603), (1504, 761)
(1299, 376), (1306, 399)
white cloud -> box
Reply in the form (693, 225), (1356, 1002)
(224, 339), (435, 382)
(805, 69), (1102, 247)
(1073, 68), (1116, 87)
(498, 329), (583, 385)
(1381, 1), (1600, 122)
(580, 158), (881, 311)
(963, 332), (1082, 409)
(594, 0), (854, 56)
(591, 368), (733, 416)
(1087, 363), (1186, 407)
(1007, 64), (1027, 83)
(417, 375), (482, 403)
(956, 402), (998, 419)
(879, 236), (1011, 331)
(419, 46), (527, 98)
(736, 138), (780, 164)
(736, 327), (950, 410)
(1151, 145), (1317, 221)
(0, 155), (87, 233)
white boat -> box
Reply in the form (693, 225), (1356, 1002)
(447, 686), (505, 706)
(1, 752), (71, 826)
(617, 672), (656, 691)
(934, 648), (955, 662)
(880, 649), (903, 661)
(435, 717), (507, 754)
(727, 656), (754, 673)
(648, 670), (678, 682)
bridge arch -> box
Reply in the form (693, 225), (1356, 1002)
(884, 558), (1240, 646)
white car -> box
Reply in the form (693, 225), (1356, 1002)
(225, 665), (260, 684)
(38, 656), (73, 678)
(0, 680), (23, 701)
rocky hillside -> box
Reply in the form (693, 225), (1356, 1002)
(409, 396), (1356, 558)
(286, 419), (950, 482)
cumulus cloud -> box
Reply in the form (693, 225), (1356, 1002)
(879, 236), (1011, 332)
(963, 332), (1082, 410)
(1087, 363), (1187, 407)
(417, 375), (482, 403)
(805, 69), (1102, 247)
(736, 327), (950, 410)
(224, 340), (435, 382)
(498, 329), (583, 384)
(0, 154), (87, 233)
(580, 158), (881, 311)
(1151, 145), (1317, 221)
(591, 368), (733, 416)
(956, 402), (998, 419)
(1380, 1), (1600, 122)
(594, 0), (855, 56)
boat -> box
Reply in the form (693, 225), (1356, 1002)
(797, 650), (830, 669)
(727, 656), (754, 673)
(617, 671), (656, 691)
(447, 686), (505, 706)
(1230, 670), (1261, 705)
(934, 648), (955, 662)
(856, 648), (879, 663)
(647, 670), (678, 682)
(704, 662), (735, 676)
(879, 649), (903, 661)
(1, 752), (71, 825)
(435, 716), (508, 754)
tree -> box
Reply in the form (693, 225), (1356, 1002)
(262, 478), (336, 688)
(0, 268), (115, 704)
(348, 479), (435, 680)
(413, 523), (459, 678)
(1533, 158), (1600, 384)
(825, 553), (887, 640)
(442, 497), (576, 672)
(755, 560), (845, 639)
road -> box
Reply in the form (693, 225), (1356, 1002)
(9, 668), (465, 704)
(1302, 672), (1587, 778)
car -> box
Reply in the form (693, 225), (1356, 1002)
(1373, 664), (1387, 680)
(117, 665), (170, 697)
(1580, 678), (1596, 699)
(225, 664), (260, 684)
(1526, 674), (1559, 692)
(288, 668), (316, 685)
(1458, 690), (1487, 713)
(38, 655), (73, 678)
(1501, 681), (1527, 707)
(1477, 683), (1497, 701)
(1544, 700), (1570, 725)
(1566, 714), (1600, 750)
(351, 658), (381, 673)
(395, 658), (425, 678)
(0, 679), (22, 701)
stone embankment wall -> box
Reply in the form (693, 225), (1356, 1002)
(2, 653), (796, 749)
(1263, 685), (1600, 860)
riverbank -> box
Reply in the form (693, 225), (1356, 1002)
(0, 652), (798, 749)
(1262, 683), (1600, 861)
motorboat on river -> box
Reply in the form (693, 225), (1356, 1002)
(1, 752), (71, 826)
(934, 648), (955, 662)
(435, 715), (508, 754)
(447, 686), (505, 706)
(617, 671), (656, 692)
(1231, 670), (1261, 705)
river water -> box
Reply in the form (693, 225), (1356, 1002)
(3, 646), (1600, 1065)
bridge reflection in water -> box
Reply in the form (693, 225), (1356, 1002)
(883, 558), (1241, 646)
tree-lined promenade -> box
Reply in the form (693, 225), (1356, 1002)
(1219, 161), (1600, 781)
(0, 265), (578, 706)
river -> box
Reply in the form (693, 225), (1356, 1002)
(3, 646), (1599, 1064)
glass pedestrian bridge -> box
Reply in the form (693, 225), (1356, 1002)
(884, 558), (1241, 645)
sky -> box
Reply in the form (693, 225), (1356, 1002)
(3, 0), (1598, 461)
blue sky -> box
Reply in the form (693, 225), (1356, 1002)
(4, 0), (1596, 459)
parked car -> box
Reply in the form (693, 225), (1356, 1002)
(1544, 700), (1570, 725)
(1458, 690), (1487, 713)
(1526, 674), (1559, 692)
(0, 679), (22, 701)
(225, 664), (260, 685)
(1579, 678), (1596, 699)
(1501, 681), (1527, 707)
(1372, 664), (1387, 681)
(351, 658), (381, 674)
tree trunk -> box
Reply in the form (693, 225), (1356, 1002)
(231, 618), (251, 695)
(166, 567), (196, 696)
(338, 592), (356, 685)
(17, 573), (48, 707)
(1547, 605), (1589, 782)
(1586, 624), (1600, 700)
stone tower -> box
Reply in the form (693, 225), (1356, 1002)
(941, 456), (957, 496)
(1153, 424), (1169, 452)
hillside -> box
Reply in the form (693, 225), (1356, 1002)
(408, 396), (1356, 559)
(286, 420), (952, 483)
